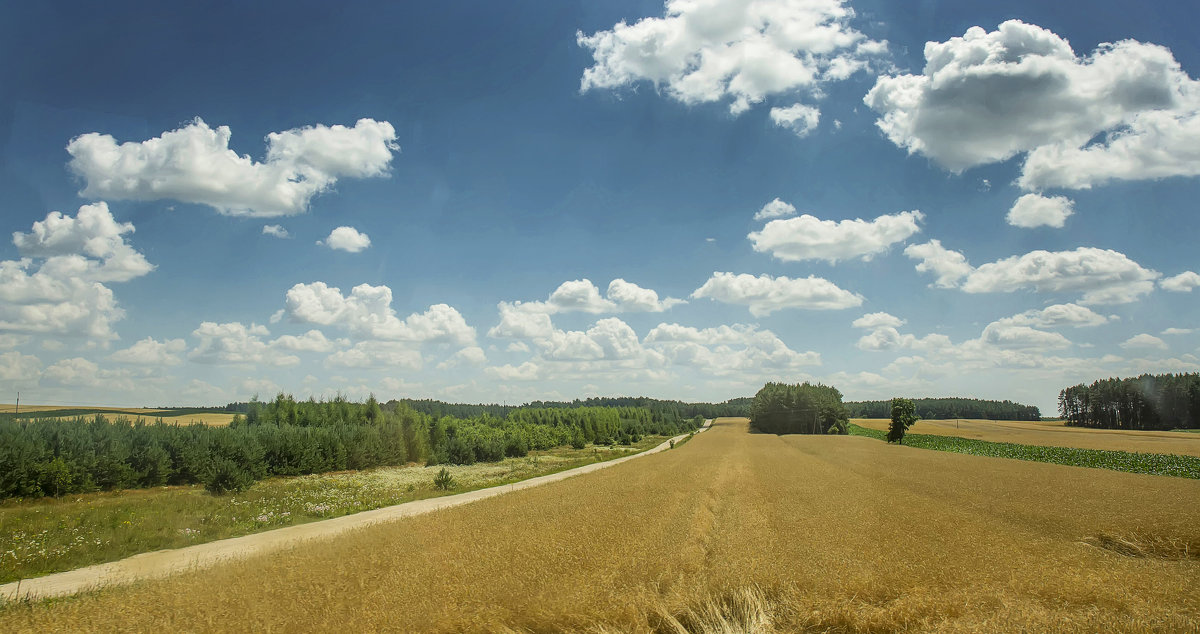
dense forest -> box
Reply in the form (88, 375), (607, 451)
(1058, 373), (1200, 430)
(749, 382), (848, 434)
(0, 395), (703, 500)
(845, 398), (1041, 421)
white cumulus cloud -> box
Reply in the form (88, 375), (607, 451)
(188, 322), (299, 366)
(864, 19), (1200, 190)
(691, 272), (863, 316)
(68, 118), (398, 216)
(320, 226), (371, 252)
(770, 103), (820, 136)
(1, 203), (153, 343)
(578, 0), (886, 116)
(851, 312), (905, 329)
(961, 247), (1160, 305)
(1121, 334), (1168, 351)
(750, 210), (922, 263)
(1161, 271), (1200, 292)
(262, 224), (291, 239)
(109, 337), (187, 365)
(753, 198), (797, 221)
(908, 242), (1160, 305)
(0, 351), (42, 382)
(1006, 194), (1075, 229)
(283, 282), (475, 345)
(903, 240), (973, 289)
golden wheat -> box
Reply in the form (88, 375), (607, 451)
(2, 418), (1197, 632)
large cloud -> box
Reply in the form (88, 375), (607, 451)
(691, 272), (862, 315)
(906, 242), (1159, 305)
(962, 248), (1159, 305)
(1, 203), (153, 342)
(109, 337), (187, 365)
(644, 322), (821, 375)
(68, 118), (398, 216)
(578, 0), (885, 116)
(283, 282), (475, 345)
(189, 322), (299, 366)
(865, 20), (1200, 189)
(490, 279), (684, 318)
(749, 209), (922, 263)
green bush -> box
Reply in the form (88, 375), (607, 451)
(203, 457), (255, 495)
(433, 467), (455, 491)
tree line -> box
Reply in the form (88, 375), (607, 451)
(749, 382), (848, 435)
(844, 397), (1041, 421)
(0, 395), (702, 499)
(1058, 373), (1200, 430)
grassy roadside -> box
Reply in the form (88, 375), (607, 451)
(848, 424), (1200, 479)
(0, 437), (666, 583)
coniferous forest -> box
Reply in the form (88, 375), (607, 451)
(0, 395), (713, 500)
(1058, 373), (1200, 430)
(844, 397), (1041, 421)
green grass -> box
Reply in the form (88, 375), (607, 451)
(848, 424), (1200, 479)
(0, 438), (664, 584)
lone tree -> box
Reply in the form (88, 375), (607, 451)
(887, 397), (919, 444)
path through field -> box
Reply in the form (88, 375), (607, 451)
(0, 422), (708, 602)
(2, 418), (1197, 632)
(854, 417), (1200, 457)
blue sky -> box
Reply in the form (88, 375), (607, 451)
(2, 0), (1198, 412)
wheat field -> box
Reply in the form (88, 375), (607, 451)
(2, 418), (1197, 632)
(1, 406), (237, 426)
(853, 417), (1200, 457)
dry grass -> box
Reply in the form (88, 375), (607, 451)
(2, 418), (1198, 632)
(854, 417), (1200, 457)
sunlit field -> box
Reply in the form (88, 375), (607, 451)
(3, 418), (1196, 633)
(2, 406), (237, 427)
(0, 438), (660, 584)
(853, 418), (1200, 457)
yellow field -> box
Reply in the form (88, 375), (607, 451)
(49, 412), (238, 426)
(853, 417), (1200, 457)
(1, 406), (236, 426)
(0, 404), (167, 414)
(2, 418), (1197, 632)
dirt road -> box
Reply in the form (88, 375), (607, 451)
(0, 421), (709, 601)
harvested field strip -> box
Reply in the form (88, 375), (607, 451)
(852, 417), (1200, 457)
(849, 423), (1200, 479)
(2, 418), (1197, 632)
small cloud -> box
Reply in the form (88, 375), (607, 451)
(753, 198), (797, 221)
(979, 179), (991, 192)
(1120, 334), (1168, 351)
(705, 237), (716, 243)
(262, 224), (291, 239)
(1006, 193), (1074, 229)
(769, 104), (820, 137)
(319, 226), (371, 253)
(1161, 271), (1200, 293)
(1162, 328), (1193, 335)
